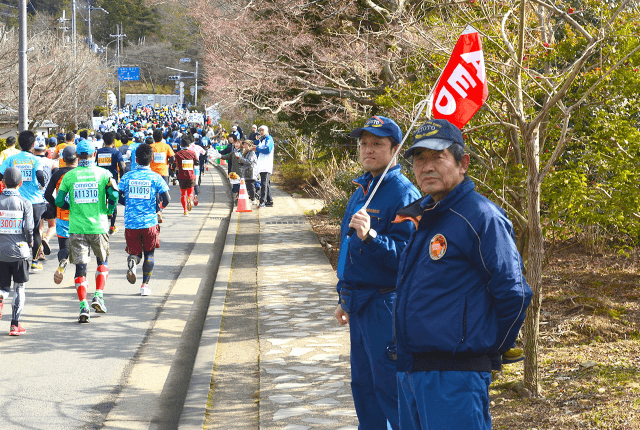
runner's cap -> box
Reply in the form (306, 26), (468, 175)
(3, 167), (22, 188)
(62, 145), (77, 162)
(76, 139), (95, 155)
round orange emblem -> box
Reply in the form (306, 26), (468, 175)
(429, 234), (447, 260)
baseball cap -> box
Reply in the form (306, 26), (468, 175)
(349, 116), (402, 145)
(76, 139), (95, 155)
(3, 167), (22, 188)
(34, 138), (47, 151)
(48, 137), (58, 146)
(62, 145), (77, 162)
(403, 119), (464, 158)
(231, 125), (237, 130)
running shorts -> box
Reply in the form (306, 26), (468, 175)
(125, 225), (160, 255)
(69, 233), (110, 265)
(0, 259), (30, 287)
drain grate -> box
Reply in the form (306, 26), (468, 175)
(208, 216), (229, 220)
(265, 221), (305, 225)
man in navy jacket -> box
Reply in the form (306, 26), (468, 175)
(394, 119), (532, 429)
(335, 116), (421, 430)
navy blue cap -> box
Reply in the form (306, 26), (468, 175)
(404, 119), (464, 158)
(76, 138), (95, 155)
(349, 116), (402, 145)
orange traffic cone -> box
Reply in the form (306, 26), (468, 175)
(236, 179), (252, 213)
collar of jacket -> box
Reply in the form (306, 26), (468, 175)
(394, 178), (475, 228)
(352, 164), (402, 196)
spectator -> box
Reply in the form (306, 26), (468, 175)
(239, 140), (258, 204)
(394, 119), (532, 429)
(334, 116), (421, 430)
(254, 125), (274, 208)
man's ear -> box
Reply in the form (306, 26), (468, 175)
(460, 153), (470, 173)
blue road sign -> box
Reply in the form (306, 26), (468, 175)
(118, 67), (140, 81)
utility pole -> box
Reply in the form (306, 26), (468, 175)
(57, 10), (71, 45)
(110, 25), (127, 110)
(86, 4), (108, 52)
(72, 0), (77, 126)
(195, 61), (198, 107)
(18, 0), (27, 131)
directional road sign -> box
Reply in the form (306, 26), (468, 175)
(180, 58), (191, 63)
(117, 67), (140, 81)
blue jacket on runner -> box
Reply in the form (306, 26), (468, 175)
(337, 165), (421, 293)
(394, 178), (532, 372)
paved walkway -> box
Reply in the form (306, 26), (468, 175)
(196, 184), (357, 429)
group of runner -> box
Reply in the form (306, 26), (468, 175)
(0, 107), (224, 332)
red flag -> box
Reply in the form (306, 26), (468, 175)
(432, 26), (488, 129)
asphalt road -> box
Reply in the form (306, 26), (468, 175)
(0, 166), (230, 430)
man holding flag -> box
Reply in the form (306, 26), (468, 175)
(334, 116), (420, 430)
(392, 119), (532, 429)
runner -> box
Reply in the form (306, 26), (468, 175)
(0, 136), (20, 164)
(175, 136), (199, 216)
(188, 137), (207, 206)
(95, 132), (126, 234)
(53, 132), (74, 168)
(32, 138), (57, 260)
(0, 167), (34, 336)
(0, 131), (47, 272)
(44, 146), (78, 285)
(55, 139), (119, 323)
(118, 144), (170, 296)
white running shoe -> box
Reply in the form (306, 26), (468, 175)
(140, 285), (152, 296)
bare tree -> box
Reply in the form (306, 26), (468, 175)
(0, 14), (109, 129)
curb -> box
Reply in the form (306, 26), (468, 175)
(178, 165), (238, 429)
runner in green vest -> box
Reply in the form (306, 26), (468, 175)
(55, 139), (119, 323)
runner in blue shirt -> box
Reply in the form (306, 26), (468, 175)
(95, 132), (126, 234)
(0, 131), (47, 272)
(118, 144), (170, 296)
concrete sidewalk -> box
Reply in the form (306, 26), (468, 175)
(190, 184), (357, 429)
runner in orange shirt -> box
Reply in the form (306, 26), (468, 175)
(149, 128), (174, 221)
(149, 129), (174, 184)
(53, 132), (74, 168)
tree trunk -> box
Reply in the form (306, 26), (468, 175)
(523, 124), (543, 396)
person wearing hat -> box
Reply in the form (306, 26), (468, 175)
(393, 119), (532, 429)
(46, 137), (58, 159)
(0, 167), (34, 336)
(55, 139), (119, 323)
(0, 131), (47, 272)
(334, 116), (421, 430)
(32, 136), (57, 260)
(44, 145), (78, 285)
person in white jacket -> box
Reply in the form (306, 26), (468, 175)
(254, 125), (274, 208)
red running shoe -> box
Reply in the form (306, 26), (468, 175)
(9, 325), (26, 336)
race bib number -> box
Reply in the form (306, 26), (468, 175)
(0, 210), (23, 234)
(182, 159), (194, 170)
(129, 179), (151, 200)
(73, 182), (99, 204)
(153, 152), (166, 163)
(97, 154), (112, 166)
(14, 160), (33, 182)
